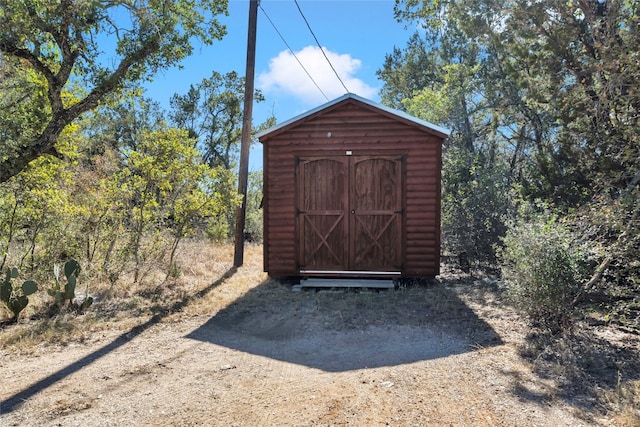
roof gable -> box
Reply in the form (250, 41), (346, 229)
(257, 93), (450, 141)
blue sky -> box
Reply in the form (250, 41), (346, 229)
(145, 0), (418, 169)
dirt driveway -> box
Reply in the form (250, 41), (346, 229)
(0, 250), (627, 426)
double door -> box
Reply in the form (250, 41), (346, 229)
(297, 155), (403, 273)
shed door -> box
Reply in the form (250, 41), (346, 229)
(350, 156), (403, 271)
(297, 155), (402, 272)
(298, 157), (349, 271)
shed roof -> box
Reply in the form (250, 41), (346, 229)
(256, 93), (450, 141)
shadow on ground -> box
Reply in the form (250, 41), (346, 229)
(512, 326), (640, 415)
(187, 278), (503, 372)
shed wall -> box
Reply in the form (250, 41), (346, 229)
(262, 101), (443, 278)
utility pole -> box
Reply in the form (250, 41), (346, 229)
(234, 0), (258, 267)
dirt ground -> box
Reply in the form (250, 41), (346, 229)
(1, 246), (638, 426)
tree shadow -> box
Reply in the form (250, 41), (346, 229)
(0, 267), (238, 414)
(186, 277), (503, 372)
(509, 326), (640, 415)
(437, 272), (640, 420)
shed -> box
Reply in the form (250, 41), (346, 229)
(257, 93), (449, 279)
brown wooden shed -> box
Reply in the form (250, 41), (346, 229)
(257, 93), (449, 279)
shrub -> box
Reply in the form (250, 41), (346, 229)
(500, 216), (587, 332)
(206, 216), (231, 242)
(441, 144), (512, 268)
(244, 208), (263, 243)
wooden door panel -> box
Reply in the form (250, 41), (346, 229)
(298, 157), (348, 270)
(353, 158), (400, 210)
(353, 214), (400, 270)
(301, 158), (347, 211)
(351, 157), (402, 271)
(298, 155), (403, 273)
(302, 214), (345, 268)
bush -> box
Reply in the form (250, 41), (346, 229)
(500, 216), (587, 332)
(206, 216), (231, 243)
(244, 208), (263, 243)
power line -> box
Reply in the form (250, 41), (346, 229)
(293, 0), (350, 95)
(259, 3), (330, 102)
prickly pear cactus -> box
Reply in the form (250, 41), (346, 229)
(64, 259), (80, 303)
(48, 259), (92, 313)
(1, 267), (38, 323)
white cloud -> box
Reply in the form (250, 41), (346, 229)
(258, 46), (378, 105)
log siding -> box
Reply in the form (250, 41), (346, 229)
(259, 94), (447, 278)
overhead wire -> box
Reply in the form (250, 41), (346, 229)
(259, 2), (330, 102)
(293, 0), (350, 94)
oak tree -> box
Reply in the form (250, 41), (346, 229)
(0, 0), (227, 182)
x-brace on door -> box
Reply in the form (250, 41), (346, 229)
(297, 155), (403, 273)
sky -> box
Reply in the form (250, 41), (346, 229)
(144, 0), (419, 170)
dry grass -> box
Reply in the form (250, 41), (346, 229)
(603, 378), (640, 426)
(0, 240), (262, 351)
(0, 241), (491, 352)
(174, 242), (267, 319)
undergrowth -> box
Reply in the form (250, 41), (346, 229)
(0, 241), (239, 351)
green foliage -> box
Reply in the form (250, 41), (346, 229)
(377, 33), (441, 110)
(399, 41), (511, 265)
(0, 0), (257, 301)
(440, 145), (511, 266)
(0, 0), (229, 182)
(386, 1), (640, 308)
(206, 216), (232, 243)
(84, 92), (167, 153)
(1, 267), (38, 323)
(392, 0), (640, 205)
(570, 188), (640, 327)
(0, 84), (242, 290)
(47, 259), (93, 313)
(117, 127), (193, 282)
(383, 2), (513, 267)
(244, 171), (264, 243)
(0, 57), (50, 167)
(500, 213), (588, 332)
(112, 125), (239, 282)
(0, 126), (78, 273)
(169, 71), (269, 170)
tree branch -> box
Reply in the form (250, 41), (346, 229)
(0, 35), (161, 183)
(573, 254), (613, 306)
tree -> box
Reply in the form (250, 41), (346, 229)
(169, 70), (267, 170)
(390, 0), (640, 326)
(0, 121), (81, 273)
(0, 0), (228, 183)
(114, 125), (236, 283)
(84, 90), (167, 154)
(376, 33), (441, 110)
(392, 0), (640, 204)
(380, 2), (512, 265)
(244, 170), (263, 243)
(503, 0), (640, 201)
